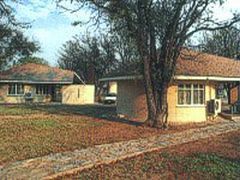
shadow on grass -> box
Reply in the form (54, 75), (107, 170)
(25, 103), (143, 126)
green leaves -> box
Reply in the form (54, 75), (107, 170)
(16, 56), (48, 65)
(0, 25), (40, 70)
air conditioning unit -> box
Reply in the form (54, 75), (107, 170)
(207, 99), (221, 115)
(215, 99), (221, 114)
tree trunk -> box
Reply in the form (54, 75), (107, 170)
(143, 57), (169, 128)
(155, 83), (169, 128)
(143, 55), (157, 127)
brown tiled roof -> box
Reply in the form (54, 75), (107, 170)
(176, 50), (240, 77)
(104, 50), (240, 78)
(0, 63), (75, 83)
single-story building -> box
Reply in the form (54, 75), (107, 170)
(0, 63), (95, 104)
(100, 50), (240, 125)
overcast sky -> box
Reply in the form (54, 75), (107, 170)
(12, 0), (240, 66)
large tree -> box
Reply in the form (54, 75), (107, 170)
(16, 56), (49, 65)
(0, 1), (39, 70)
(58, 34), (118, 97)
(58, 0), (240, 128)
(58, 35), (116, 82)
(201, 26), (240, 60)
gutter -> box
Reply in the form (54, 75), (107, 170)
(99, 75), (142, 81)
(99, 75), (240, 82)
(174, 75), (240, 82)
(0, 80), (73, 84)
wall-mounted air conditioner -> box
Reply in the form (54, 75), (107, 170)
(207, 99), (221, 115)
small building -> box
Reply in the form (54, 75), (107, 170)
(101, 51), (240, 125)
(0, 63), (95, 104)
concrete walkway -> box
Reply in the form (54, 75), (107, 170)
(1, 119), (240, 179)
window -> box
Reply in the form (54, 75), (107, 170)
(36, 85), (49, 95)
(178, 84), (205, 105)
(8, 84), (24, 95)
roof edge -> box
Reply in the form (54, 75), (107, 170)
(99, 75), (142, 81)
(100, 75), (240, 82)
(73, 72), (86, 85)
(0, 80), (73, 84)
(175, 75), (240, 81)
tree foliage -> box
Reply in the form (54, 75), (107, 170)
(201, 26), (240, 60)
(58, 0), (240, 128)
(0, 0), (39, 70)
(16, 56), (49, 65)
(58, 34), (117, 83)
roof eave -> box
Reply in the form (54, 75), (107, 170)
(100, 75), (240, 82)
(174, 75), (240, 81)
(0, 80), (73, 84)
(99, 75), (143, 81)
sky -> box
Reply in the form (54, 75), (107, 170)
(11, 0), (240, 66)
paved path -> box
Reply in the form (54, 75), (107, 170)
(1, 119), (240, 179)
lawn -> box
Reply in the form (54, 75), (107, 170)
(0, 104), (163, 165)
(0, 104), (40, 115)
(66, 130), (240, 180)
(0, 104), (226, 167)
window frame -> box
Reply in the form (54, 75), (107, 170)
(8, 83), (24, 96)
(36, 85), (50, 95)
(177, 83), (205, 106)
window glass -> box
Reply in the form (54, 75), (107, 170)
(178, 84), (205, 105)
(178, 84), (184, 89)
(193, 84), (198, 89)
(36, 85), (49, 95)
(185, 84), (191, 89)
(199, 90), (204, 104)
(8, 84), (24, 95)
(185, 89), (191, 104)
(193, 89), (199, 104)
(178, 90), (184, 105)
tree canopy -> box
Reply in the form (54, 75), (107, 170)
(58, 0), (240, 128)
(58, 34), (118, 83)
(201, 26), (240, 60)
(16, 56), (49, 65)
(0, 0), (40, 70)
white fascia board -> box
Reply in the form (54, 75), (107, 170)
(174, 75), (240, 81)
(99, 75), (143, 81)
(0, 80), (73, 84)
(99, 75), (240, 82)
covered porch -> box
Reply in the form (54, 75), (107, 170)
(216, 80), (240, 121)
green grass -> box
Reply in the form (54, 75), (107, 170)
(18, 119), (59, 128)
(0, 105), (39, 115)
(0, 117), (105, 164)
(73, 152), (240, 180)
(0, 104), (162, 165)
(162, 153), (240, 179)
(0, 104), (117, 118)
